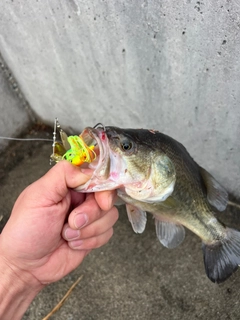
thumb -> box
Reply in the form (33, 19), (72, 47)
(29, 161), (91, 204)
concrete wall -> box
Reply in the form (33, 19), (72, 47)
(0, 54), (32, 151)
(0, 0), (239, 193)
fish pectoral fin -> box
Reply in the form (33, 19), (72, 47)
(126, 204), (147, 234)
(156, 196), (178, 208)
(200, 167), (228, 212)
(155, 218), (185, 249)
(202, 228), (240, 283)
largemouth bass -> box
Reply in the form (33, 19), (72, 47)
(53, 122), (240, 283)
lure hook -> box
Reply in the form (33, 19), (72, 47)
(93, 123), (106, 131)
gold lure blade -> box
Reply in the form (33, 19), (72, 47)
(50, 118), (68, 164)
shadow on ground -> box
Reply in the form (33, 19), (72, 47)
(1, 125), (240, 320)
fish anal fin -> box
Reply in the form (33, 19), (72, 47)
(126, 204), (147, 234)
(202, 228), (240, 283)
(200, 167), (228, 212)
(155, 218), (185, 249)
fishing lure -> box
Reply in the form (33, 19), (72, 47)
(50, 118), (96, 166)
(62, 136), (96, 165)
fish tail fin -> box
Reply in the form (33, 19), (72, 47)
(202, 228), (240, 283)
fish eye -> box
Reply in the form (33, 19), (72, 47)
(120, 140), (133, 151)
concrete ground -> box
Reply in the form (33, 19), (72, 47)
(1, 125), (240, 320)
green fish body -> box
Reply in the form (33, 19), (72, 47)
(76, 126), (239, 283)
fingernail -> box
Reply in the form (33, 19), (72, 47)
(71, 239), (83, 248)
(74, 213), (88, 229)
(65, 228), (80, 240)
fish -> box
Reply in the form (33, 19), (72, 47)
(53, 122), (240, 283)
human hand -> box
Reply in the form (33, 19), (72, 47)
(0, 161), (118, 286)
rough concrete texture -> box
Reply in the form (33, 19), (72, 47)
(1, 127), (240, 320)
(0, 1), (239, 193)
(0, 54), (33, 150)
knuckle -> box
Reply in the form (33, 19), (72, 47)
(87, 236), (99, 249)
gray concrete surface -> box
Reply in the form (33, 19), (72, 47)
(0, 0), (240, 194)
(0, 53), (33, 150)
(1, 126), (240, 320)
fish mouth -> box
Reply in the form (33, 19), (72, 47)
(80, 125), (107, 168)
(76, 124), (111, 191)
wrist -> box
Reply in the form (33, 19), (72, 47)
(0, 256), (44, 320)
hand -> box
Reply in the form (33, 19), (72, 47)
(0, 161), (118, 286)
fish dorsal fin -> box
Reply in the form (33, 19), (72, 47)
(155, 218), (185, 249)
(126, 204), (147, 234)
(200, 167), (228, 212)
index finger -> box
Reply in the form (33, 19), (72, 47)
(94, 190), (117, 211)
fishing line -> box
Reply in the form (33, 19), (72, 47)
(0, 136), (53, 142)
(228, 201), (240, 210)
